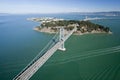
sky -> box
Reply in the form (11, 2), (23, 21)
(0, 0), (120, 14)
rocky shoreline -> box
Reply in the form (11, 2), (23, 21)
(33, 27), (112, 35)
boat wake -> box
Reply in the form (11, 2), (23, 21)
(47, 45), (120, 66)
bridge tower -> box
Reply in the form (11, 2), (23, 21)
(58, 27), (66, 51)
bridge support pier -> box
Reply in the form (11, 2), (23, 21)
(58, 27), (66, 51)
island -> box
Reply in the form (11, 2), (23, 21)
(27, 17), (112, 35)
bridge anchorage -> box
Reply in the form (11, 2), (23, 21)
(13, 26), (77, 80)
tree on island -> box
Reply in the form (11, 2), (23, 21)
(38, 20), (111, 33)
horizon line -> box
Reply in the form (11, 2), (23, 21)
(0, 11), (120, 14)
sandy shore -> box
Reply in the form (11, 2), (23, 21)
(34, 27), (56, 34)
(34, 27), (71, 34)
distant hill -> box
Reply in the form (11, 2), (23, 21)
(70, 11), (120, 16)
(93, 11), (120, 16)
(0, 11), (120, 16)
(0, 13), (10, 16)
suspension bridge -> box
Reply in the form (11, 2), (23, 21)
(13, 26), (77, 80)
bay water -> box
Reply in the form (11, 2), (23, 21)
(0, 14), (120, 80)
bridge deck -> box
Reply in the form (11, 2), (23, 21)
(13, 27), (76, 80)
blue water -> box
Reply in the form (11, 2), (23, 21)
(0, 14), (120, 80)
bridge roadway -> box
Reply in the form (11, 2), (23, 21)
(13, 27), (77, 80)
